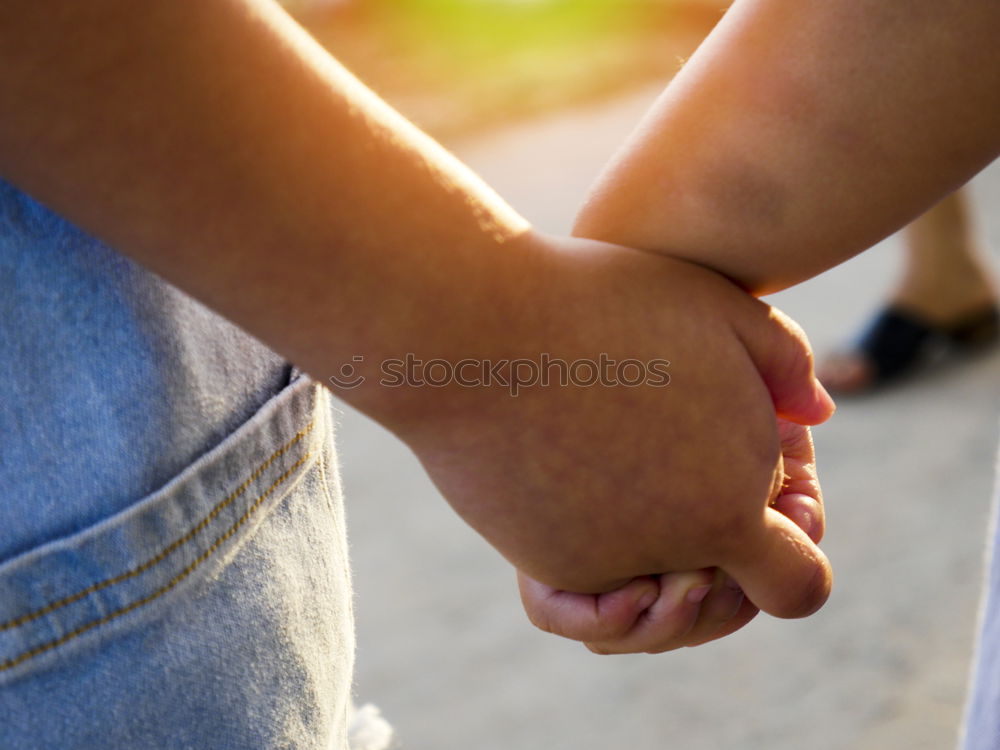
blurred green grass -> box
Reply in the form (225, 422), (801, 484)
(296, 0), (722, 138)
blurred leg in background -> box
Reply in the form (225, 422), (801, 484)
(819, 188), (998, 393)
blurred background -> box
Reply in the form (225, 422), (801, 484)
(283, 2), (1000, 748)
(287, 0), (721, 137)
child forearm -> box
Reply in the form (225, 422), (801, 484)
(573, 0), (1000, 295)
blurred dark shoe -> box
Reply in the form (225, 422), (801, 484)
(818, 304), (1000, 394)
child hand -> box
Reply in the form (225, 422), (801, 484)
(519, 568), (754, 654)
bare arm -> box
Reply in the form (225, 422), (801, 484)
(0, 0), (533, 426)
(0, 0), (835, 617)
(573, 0), (1000, 294)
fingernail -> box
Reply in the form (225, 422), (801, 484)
(723, 576), (742, 592)
(686, 585), (712, 604)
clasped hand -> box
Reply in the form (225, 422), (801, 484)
(390, 231), (834, 655)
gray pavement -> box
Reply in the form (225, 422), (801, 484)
(337, 85), (1000, 749)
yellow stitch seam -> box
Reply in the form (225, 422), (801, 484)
(0, 452), (313, 673)
(0, 420), (315, 633)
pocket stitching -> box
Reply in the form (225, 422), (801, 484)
(0, 422), (315, 672)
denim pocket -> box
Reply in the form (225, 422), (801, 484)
(0, 378), (356, 750)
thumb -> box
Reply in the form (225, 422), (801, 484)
(723, 509), (833, 619)
(733, 302), (835, 426)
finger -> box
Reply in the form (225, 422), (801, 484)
(729, 419), (831, 617)
(723, 509), (833, 619)
(630, 572), (751, 652)
(685, 571), (745, 630)
(773, 421), (824, 542)
(518, 571), (660, 642)
(771, 493), (823, 543)
(584, 570), (716, 655)
(589, 573), (760, 653)
(734, 302), (836, 426)
(684, 589), (761, 648)
(777, 419), (821, 497)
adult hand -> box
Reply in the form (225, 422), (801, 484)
(386, 231), (834, 620)
(517, 420), (824, 653)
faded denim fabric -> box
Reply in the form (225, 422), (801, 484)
(0, 179), (293, 563)
(0, 181), (391, 748)
(963, 479), (1000, 750)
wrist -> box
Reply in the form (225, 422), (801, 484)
(324, 227), (555, 436)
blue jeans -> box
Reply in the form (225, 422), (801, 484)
(0, 181), (391, 748)
(0, 378), (383, 748)
(964, 489), (1000, 749)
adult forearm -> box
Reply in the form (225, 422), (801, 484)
(574, 0), (1000, 294)
(0, 0), (530, 425)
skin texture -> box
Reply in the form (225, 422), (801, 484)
(520, 419), (824, 653)
(573, 0), (1000, 295)
(400, 240), (834, 613)
(0, 0), (834, 652)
